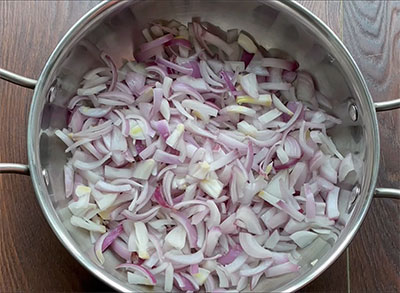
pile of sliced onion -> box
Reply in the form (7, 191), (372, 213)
(57, 18), (356, 292)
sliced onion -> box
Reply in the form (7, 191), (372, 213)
(239, 73), (259, 98)
(238, 33), (258, 54)
(122, 206), (160, 222)
(290, 231), (318, 248)
(110, 238), (132, 261)
(236, 206), (263, 235)
(209, 150), (238, 171)
(206, 200), (221, 228)
(77, 84), (107, 96)
(164, 250), (204, 265)
(296, 71), (316, 103)
(239, 232), (272, 259)
(58, 19), (354, 293)
(182, 99), (218, 117)
(199, 60), (224, 88)
(326, 186), (340, 220)
(157, 57), (192, 75)
(264, 230), (280, 250)
(131, 159), (156, 180)
(215, 266), (230, 288)
(220, 105), (256, 117)
(170, 211), (198, 248)
(220, 70), (236, 91)
(174, 273), (196, 291)
(94, 224), (123, 264)
(64, 164), (74, 198)
(95, 180), (131, 193)
(154, 149), (182, 164)
(116, 263), (157, 285)
(70, 215), (106, 233)
(164, 263), (174, 292)
(172, 81), (204, 102)
(224, 253), (248, 274)
(168, 37), (192, 49)
(79, 106), (112, 118)
(264, 262), (299, 278)
(240, 259), (273, 277)
(218, 245), (242, 265)
(220, 213), (238, 234)
(273, 95), (293, 115)
(205, 227), (222, 256)
(73, 153), (111, 171)
(140, 33), (173, 52)
(304, 183), (316, 219)
(165, 225), (187, 250)
(98, 91), (134, 104)
(197, 23), (234, 56)
(258, 108), (282, 125)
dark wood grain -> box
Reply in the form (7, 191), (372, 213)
(342, 1), (400, 292)
(0, 1), (398, 292)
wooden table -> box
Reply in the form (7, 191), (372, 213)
(0, 1), (398, 291)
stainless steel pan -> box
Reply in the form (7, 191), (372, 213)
(1, 1), (399, 291)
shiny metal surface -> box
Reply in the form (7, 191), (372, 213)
(0, 69), (34, 176)
(0, 163), (30, 175)
(26, 1), (380, 291)
(373, 102), (400, 200)
(374, 188), (400, 200)
(0, 0), (394, 292)
(375, 99), (400, 112)
(0, 68), (37, 89)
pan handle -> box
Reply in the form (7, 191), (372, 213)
(374, 188), (400, 200)
(375, 99), (400, 112)
(0, 164), (30, 175)
(0, 68), (37, 89)
(373, 99), (400, 199)
(0, 69), (36, 175)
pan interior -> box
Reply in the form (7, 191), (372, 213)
(28, 1), (379, 292)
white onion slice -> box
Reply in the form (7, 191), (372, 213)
(239, 232), (272, 259)
(70, 215), (106, 233)
(240, 259), (273, 277)
(164, 250), (204, 265)
(131, 159), (156, 180)
(290, 231), (318, 248)
(326, 186), (340, 219)
(224, 253), (249, 274)
(165, 225), (187, 250)
(239, 73), (259, 98)
(205, 227), (222, 256)
(236, 206), (263, 235)
(258, 108), (282, 125)
(238, 33), (258, 54)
